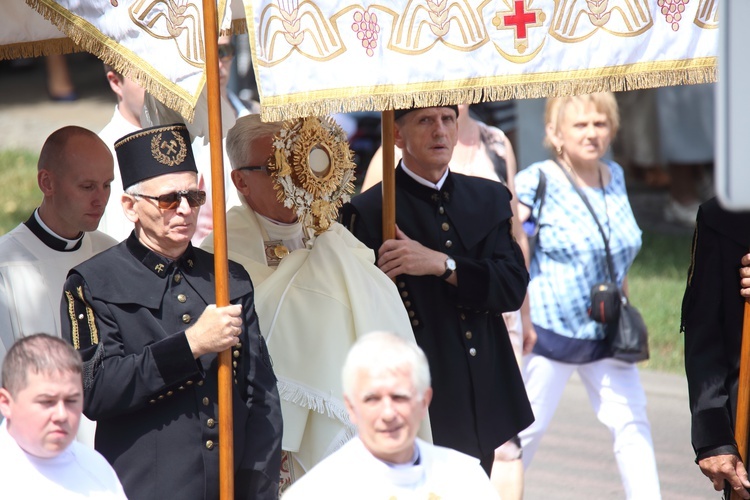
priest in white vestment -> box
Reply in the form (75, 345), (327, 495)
(201, 115), (429, 488)
(0, 127), (116, 446)
(282, 332), (498, 500)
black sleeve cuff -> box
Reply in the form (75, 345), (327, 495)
(151, 331), (201, 386)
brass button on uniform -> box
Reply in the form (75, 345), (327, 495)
(460, 313), (466, 320)
(149, 399), (156, 404)
(404, 300), (411, 307)
(398, 281), (406, 289)
(202, 397), (209, 406)
(182, 314), (191, 324)
(166, 391), (173, 396)
(186, 380), (193, 386)
(174, 273), (182, 283)
(205, 440), (214, 450)
(408, 310), (416, 318)
(233, 361), (238, 368)
(206, 418), (216, 428)
(177, 294), (187, 303)
(233, 350), (240, 358)
(401, 291), (409, 298)
(158, 395), (164, 400)
(441, 222), (450, 231)
(197, 380), (204, 386)
(439, 206), (445, 215)
(236, 342), (242, 349)
(78, 313), (84, 320)
(469, 348), (477, 356)
(445, 240), (453, 248)
(412, 319), (420, 327)
(465, 331), (472, 340)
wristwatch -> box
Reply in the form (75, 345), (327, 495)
(439, 256), (456, 280)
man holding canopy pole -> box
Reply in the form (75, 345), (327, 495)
(341, 104), (533, 475)
(60, 123), (283, 500)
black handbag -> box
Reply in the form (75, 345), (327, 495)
(556, 161), (649, 362)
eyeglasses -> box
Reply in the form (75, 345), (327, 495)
(132, 190), (207, 210)
(236, 166), (268, 173)
(218, 43), (235, 61)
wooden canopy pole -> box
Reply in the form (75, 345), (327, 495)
(200, 1), (233, 498)
(381, 110), (396, 242)
(732, 301), (750, 500)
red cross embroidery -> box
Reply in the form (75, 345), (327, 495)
(504, 0), (537, 39)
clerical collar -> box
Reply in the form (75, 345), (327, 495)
(383, 445), (421, 469)
(401, 161), (449, 190)
(24, 209), (83, 252)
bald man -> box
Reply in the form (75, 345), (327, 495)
(0, 125), (116, 376)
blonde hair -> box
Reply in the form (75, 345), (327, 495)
(543, 92), (620, 152)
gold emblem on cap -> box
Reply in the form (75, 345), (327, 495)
(151, 131), (187, 167)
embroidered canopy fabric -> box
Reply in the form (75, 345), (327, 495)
(5, 0), (718, 121)
(247, 0), (718, 120)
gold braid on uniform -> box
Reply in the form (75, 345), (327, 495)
(77, 285), (99, 346)
(64, 290), (80, 350)
(268, 116), (356, 235)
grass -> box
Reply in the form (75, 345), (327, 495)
(0, 150), (41, 234)
(628, 230), (693, 374)
(0, 148), (694, 374)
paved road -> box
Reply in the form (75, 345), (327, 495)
(525, 369), (713, 499)
(0, 54), (709, 499)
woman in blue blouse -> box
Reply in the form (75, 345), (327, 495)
(514, 93), (661, 499)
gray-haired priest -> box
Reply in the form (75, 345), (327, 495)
(60, 123), (282, 500)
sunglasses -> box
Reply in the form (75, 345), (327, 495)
(133, 190), (207, 210)
(218, 43), (235, 61)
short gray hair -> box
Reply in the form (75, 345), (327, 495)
(225, 114), (284, 170)
(342, 331), (431, 400)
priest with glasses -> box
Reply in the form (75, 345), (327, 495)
(60, 123), (283, 500)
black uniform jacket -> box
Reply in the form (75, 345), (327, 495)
(682, 198), (750, 460)
(61, 234), (282, 500)
(341, 165), (534, 459)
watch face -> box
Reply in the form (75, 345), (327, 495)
(446, 258), (456, 271)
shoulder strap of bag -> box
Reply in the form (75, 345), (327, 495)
(555, 160), (617, 283)
(532, 170), (547, 231)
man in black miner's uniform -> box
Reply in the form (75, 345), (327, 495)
(340, 105), (533, 475)
(60, 123), (282, 500)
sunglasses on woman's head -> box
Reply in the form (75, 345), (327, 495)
(133, 190), (207, 210)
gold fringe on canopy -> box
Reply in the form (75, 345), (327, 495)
(260, 64), (717, 122)
(0, 38), (81, 60)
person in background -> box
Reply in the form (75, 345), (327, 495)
(683, 198), (750, 499)
(61, 123), (283, 499)
(190, 34), (248, 246)
(341, 104), (533, 478)
(514, 93), (661, 499)
(97, 64), (146, 241)
(0, 334), (127, 498)
(282, 331), (499, 499)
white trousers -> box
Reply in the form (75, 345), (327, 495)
(519, 354), (661, 500)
